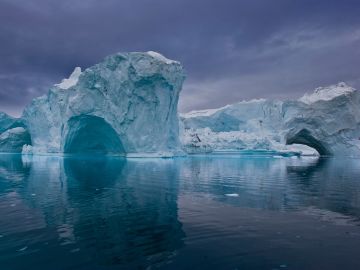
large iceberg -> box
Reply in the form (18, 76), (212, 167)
(181, 83), (360, 156)
(20, 52), (185, 157)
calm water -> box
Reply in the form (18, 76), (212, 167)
(1, 154), (360, 270)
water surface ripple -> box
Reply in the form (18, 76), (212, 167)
(0, 154), (360, 269)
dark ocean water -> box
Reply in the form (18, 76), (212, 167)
(1, 153), (360, 270)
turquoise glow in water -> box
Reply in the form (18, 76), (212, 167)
(1, 154), (360, 269)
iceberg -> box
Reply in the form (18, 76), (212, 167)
(181, 83), (360, 157)
(20, 52), (185, 156)
(284, 83), (360, 156)
(0, 51), (359, 158)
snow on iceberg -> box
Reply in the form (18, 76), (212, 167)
(55, 67), (82, 90)
(299, 82), (355, 104)
(146, 51), (179, 65)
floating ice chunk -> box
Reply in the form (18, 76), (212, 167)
(180, 82), (360, 157)
(225, 193), (239, 197)
(22, 144), (33, 155)
(18, 246), (28, 252)
(55, 67), (82, 89)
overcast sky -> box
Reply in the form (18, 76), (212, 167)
(1, 0), (360, 116)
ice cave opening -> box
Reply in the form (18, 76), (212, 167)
(286, 129), (330, 156)
(63, 115), (125, 155)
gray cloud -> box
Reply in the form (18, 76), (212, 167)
(1, 0), (360, 116)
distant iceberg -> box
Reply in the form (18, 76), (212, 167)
(181, 83), (360, 157)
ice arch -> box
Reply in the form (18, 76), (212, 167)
(286, 129), (331, 156)
(63, 115), (125, 155)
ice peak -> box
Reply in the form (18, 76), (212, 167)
(299, 82), (355, 104)
(55, 67), (82, 89)
(146, 51), (178, 64)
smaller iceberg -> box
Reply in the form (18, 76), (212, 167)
(181, 82), (360, 157)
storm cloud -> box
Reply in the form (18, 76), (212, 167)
(1, 0), (360, 116)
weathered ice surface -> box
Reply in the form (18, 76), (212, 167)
(181, 83), (360, 156)
(0, 112), (30, 152)
(22, 52), (185, 156)
(0, 127), (31, 153)
(0, 112), (25, 133)
(180, 99), (288, 154)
